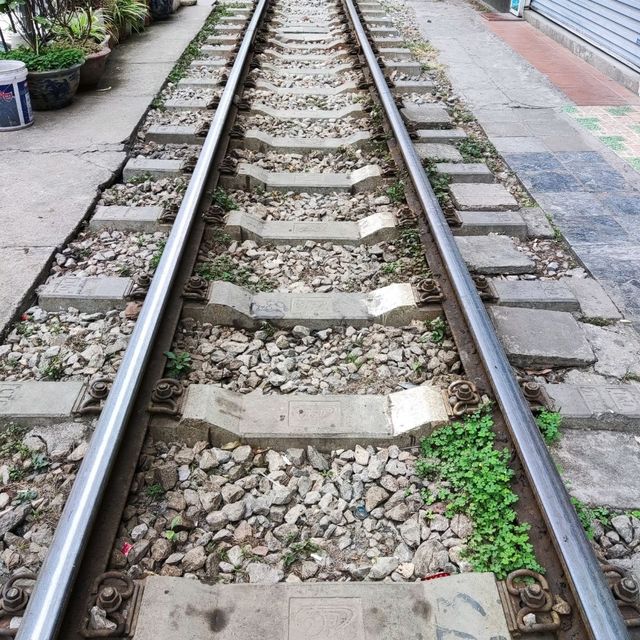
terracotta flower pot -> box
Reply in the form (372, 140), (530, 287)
(79, 46), (111, 90)
(27, 62), (82, 110)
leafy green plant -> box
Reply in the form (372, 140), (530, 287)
(571, 498), (610, 539)
(9, 466), (24, 482)
(15, 489), (37, 504)
(41, 355), (64, 380)
(283, 539), (319, 567)
(164, 351), (192, 378)
(535, 410), (562, 445)
(457, 135), (495, 163)
(163, 515), (182, 541)
(385, 181), (405, 204)
(0, 45), (84, 71)
(146, 483), (165, 500)
(52, 7), (107, 51)
(31, 453), (50, 472)
(416, 410), (543, 578)
(429, 317), (446, 344)
(149, 239), (167, 270)
(196, 256), (273, 292)
(103, 0), (147, 42)
(381, 261), (399, 274)
(211, 188), (237, 212)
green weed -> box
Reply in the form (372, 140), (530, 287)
(211, 188), (237, 212)
(41, 356), (64, 381)
(416, 409), (543, 578)
(535, 410), (561, 445)
(146, 483), (165, 500)
(385, 181), (405, 204)
(164, 351), (192, 378)
(149, 239), (167, 271)
(429, 317), (446, 344)
(283, 540), (320, 567)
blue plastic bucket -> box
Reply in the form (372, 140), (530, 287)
(0, 60), (34, 130)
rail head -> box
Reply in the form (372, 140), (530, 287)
(15, 2), (270, 639)
(341, 0), (629, 638)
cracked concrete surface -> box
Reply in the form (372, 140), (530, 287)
(0, 0), (213, 335)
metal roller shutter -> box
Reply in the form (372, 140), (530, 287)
(529, 0), (640, 73)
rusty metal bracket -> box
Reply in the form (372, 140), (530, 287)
(519, 379), (551, 412)
(498, 569), (570, 634)
(0, 572), (37, 638)
(414, 278), (444, 305)
(125, 272), (152, 300)
(73, 378), (113, 416)
(445, 379), (482, 417)
(602, 564), (640, 627)
(183, 275), (211, 302)
(471, 275), (497, 302)
(80, 572), (144, 638)
(202, 204), (227, 225)
(148, 379), (184, 417)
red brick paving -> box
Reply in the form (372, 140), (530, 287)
(485, 19), (640, 106)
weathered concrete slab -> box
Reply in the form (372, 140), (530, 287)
(165, 385), (449, 448)
(145, 124), (204, 145)
(375, 47), (413, 60)
(249, 103), (368, 120)
(401, 103), (451, 128)
(414, 143), (462, 162)
(236, 130), (372, 154)
(520, 207), (555, 239)
(133, 575), (510, 640)
(164, 96), (211, 111)
(415, 128), (467, 143)
(268, 38), (345, 51)
(224, 211), (397, 245)
(189, 57), (227, 68)
(582, 323), (640, 379)
(455, 211), (528, 239)
(488, 306), (596, 368)
(455, 235), (535, 274)
(263, 49), (352, 61)
(220, 163), (383, 194)
(0, 381), (84, 424)
(564, 277), (622, 321)
(490, 279), (579, 311)
(435, 163), (494, 184)
(383, 60), (422, 76)
(186, 281), (439, 328)
(255, 79), (360, 95)
(450, 183), (519, 211)
(90, 206), (164, 232)
(545, 382), (640, 431)
(552, 429), (640, 510)
(178, 76), (221, 89)
(38, 276), (131, 312)
(123, 157), (184, 181)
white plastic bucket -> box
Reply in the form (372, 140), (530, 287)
(0, 60), (34, 131)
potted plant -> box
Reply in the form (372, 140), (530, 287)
(53, 6), (111, 90)
(0, 0), (85, 109)
(0, 45), (84, 109)
(103, 0), (148, 44)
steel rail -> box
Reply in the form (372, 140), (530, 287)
(343, 1), (628, 637)
(16, 2), (268, 638)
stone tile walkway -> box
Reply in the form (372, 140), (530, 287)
(406, 0), (640, 328)
(565, 105), (640, 171)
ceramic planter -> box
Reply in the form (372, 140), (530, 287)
(27, 62), (82, 110)
(150, 0), (173, 20)
(79, 46), (111, 90)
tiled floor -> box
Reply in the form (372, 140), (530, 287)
(485, 20), (640, 107)
(565, 106), (640, 171)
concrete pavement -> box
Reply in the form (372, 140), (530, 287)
(0, 0), (213, 336)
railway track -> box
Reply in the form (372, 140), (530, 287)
(0, 0), (638, 638)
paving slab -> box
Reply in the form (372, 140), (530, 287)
(435, 162), (494, 184)
(0, 381), (85, 424)
(38, 276), (131, 313)
(90, 206), (165, 232)
(220, 164), (383, 193)
(224, 211), (397, 245)
(449, 183), (519, 211)
(236, 130), (372, 154)
(582, 323), (640, 378)
(519, 207), (555, 239)
(401, 102), (451, 127)
(123, 157), (184, 181)
(455, 235), (535, 274)
(413, 143), (462, 162)
(383, 60), (422, 76)
(415, 128), (467, 143)
(487, 306), (596, 368)
(564, 277), (622, 321)
(490, 279), (579, 312)
(455, 211), (528, 239)
(133, 574), (510, 640)
(552, 429), (640, 510)
(145, 124), (204, 145)
(544, 382), (640, 431)
(186, 281), (439, 328)
(0, 1), (213, 336)
(164, 385), (449, 448)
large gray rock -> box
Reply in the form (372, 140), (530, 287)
(246, 562), (284, 584)
(413, 539), (450, 577)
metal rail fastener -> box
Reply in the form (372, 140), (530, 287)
(342, 0), (629, 638)
(15, 1), (269, 638)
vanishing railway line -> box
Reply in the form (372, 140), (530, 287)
(0, 0), (637, 638)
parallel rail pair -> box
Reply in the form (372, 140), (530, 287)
(16, 0), (628, 638)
